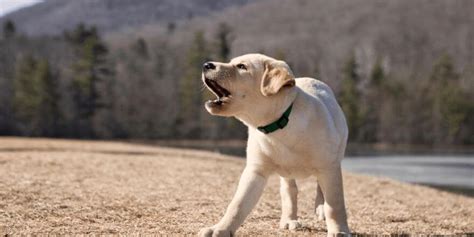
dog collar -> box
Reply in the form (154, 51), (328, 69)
(257, 103), (293, 134)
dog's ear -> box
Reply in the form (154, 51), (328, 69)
(260, 60), (295, 96)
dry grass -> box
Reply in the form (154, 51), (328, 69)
(0, 137), (472, 235)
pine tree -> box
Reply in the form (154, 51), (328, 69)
(179, 31), (210, 137)
(429, 54), (470, 144)
(3, 20), (15, 39)
(430, 54), (458, 84)
(167, 22), (176, 34)
(361, 59), (385, 142)
(212, 23), (244, 138)
(153, 42), (167, 79)
(66, 24), (111, 137)
(370, 59), (384, 87)
(215, 23), (232, 61)
(339, 54), (362, 141)
(36, 59), (61, 136)
(13, 55), (40, 133)
(131, 38), (149, 60)
(13, 56), (61, 136)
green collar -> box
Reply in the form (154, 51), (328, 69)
(257, 103), (293, 134)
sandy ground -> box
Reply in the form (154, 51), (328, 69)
(0, 137), (472, 236)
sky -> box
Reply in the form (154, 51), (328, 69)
(0, 0), (43, 17)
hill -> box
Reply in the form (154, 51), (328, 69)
(0, 0), (259, 36)
(139, 0), (473, 83)
(0, 0), (472, 144)
(0, 138), (472, 235)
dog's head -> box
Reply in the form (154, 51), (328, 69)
(202, 54), (295, 117)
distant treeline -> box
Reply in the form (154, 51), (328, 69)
(0, 20), (473, 145)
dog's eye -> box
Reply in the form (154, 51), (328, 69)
(236, 64), (247, 70)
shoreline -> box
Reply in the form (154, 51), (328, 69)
(126, 139), (474, 156)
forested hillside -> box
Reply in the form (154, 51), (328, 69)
(0, 0), (473, 145)
(0, 0), (259, 35)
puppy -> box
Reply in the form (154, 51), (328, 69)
(199, 54), (350, 236)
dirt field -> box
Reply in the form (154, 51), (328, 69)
(0, 137), (472, 235)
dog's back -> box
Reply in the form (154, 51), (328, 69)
(295, 77), (349, 151)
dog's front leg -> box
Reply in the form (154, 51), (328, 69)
(279, 177), (301, 230)
(199, 165), (268, 237)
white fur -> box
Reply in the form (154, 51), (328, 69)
(199, 54), (350, 236)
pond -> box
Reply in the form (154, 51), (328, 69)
(342, 155), (474, 197)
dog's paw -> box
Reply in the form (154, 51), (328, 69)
(198, 226), (233, 237)
(316, 204), (325, 221)
(327, 231), (352, 237)
(279, 219), (302, 230)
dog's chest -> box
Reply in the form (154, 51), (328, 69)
(258, 137), (317, 178)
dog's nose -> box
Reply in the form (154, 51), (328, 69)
(203, 62), (216, 71)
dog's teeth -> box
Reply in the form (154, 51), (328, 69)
(220, 97), (230, 103)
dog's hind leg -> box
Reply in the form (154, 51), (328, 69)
(279, 177), (301, 230)
(317, 164), (350, 235)
(315, 181), (325, 221)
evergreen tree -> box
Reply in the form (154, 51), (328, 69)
(153, 42), (167, 79)
(13, 55), (40, 133)
(361, 59), (385, 142)
(370, 59), (384, 87)
(339, 54), (362, 141)
(3, 20), (16, 39)
(66, 24), (111, 137)
(131, 38), (149, 60)
(36, 60), (61, 136)
(430, 54), (458, 84)
(64, 23), (96, 45)
(179, 31), (210, 137)
(215, 23), (232, 61)
(13, 56), (61, 136)
(439, 85), (472, 143)
(429, 54), (470, 143)
(213, 23), (245, 138)
(167, 22), (176, 34)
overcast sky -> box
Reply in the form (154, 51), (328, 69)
(0, 0), (43, 17)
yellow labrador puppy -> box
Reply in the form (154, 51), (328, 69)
(199, 54), (350, 236)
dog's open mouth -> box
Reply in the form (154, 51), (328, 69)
(204, 78), (231, 107)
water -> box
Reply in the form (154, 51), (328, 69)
(342, 155), (474, 196)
